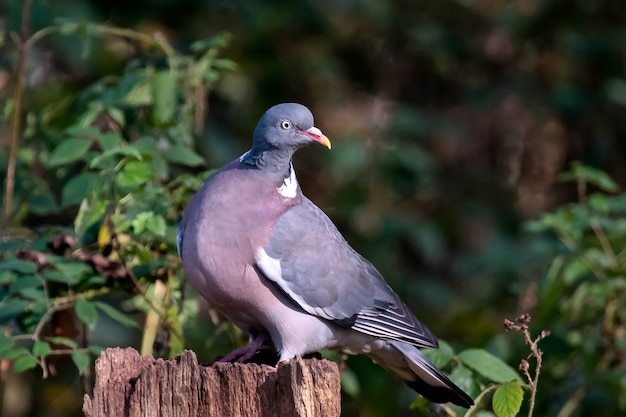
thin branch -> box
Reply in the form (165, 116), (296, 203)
(2, 7), (32, 396)
(575, 175), (618, 271)
(589, 218), (618, 270)
(2, 0), (33, 230)
(576, 178), (587, 205)
(140, 279), (166, 356)
(127, 267), (183, 344)
(13, 286), (112, 343)
(555, 387), (586, 417)
(44, 348), (91, 356)
(504, 314), (550, 417)
(557, 233), (606, 281)
(25, 23), (177, 75)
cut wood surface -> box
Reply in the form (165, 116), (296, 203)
(83, 347), (341, 417)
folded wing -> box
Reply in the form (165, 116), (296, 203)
(256, 197), (438, 349)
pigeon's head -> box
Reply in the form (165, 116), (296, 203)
(253, 103), (331, 152)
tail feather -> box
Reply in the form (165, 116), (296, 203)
(389, 341), (474, 408)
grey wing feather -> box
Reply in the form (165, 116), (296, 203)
(176, 222), (184, 260)
(258, 197), (438, 349)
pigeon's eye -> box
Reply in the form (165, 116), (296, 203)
(280, 120), (291, 130)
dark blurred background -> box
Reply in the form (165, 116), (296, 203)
(1, 0), (625, 416)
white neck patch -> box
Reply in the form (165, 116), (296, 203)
(238, 150), (250, 162)
(277, 164), (298, 198)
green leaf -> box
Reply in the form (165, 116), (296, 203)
(58, 21), (80, 36)
(61, 172), (100, 207)
(87, 345), (105, 356)
(151, 70), (175, 126)
(71, 351), (91, 374)
(589, 193), (609, 213)
(559, 162), (619, 193)
(75, 299), (98, 329)
(0, 300), (30, 324)
(163, 145), (205, 167)
(607, 193), (626, 213)
(464, 385), (499, 416)
(46, 336), (78, 349)
(48, 138), (92, 167)
(535, 211), (573, 236)
(190, 33), (231, 53)
(131, 211), (166, 237)
(213, 58), (238, 71)
(163, 304), (185, 357)
(0, 335), (14, 354)
(64, 125), (100, 138)
(32, 341), (52, 357)
(0, 259), (37, 274)
(0, 270), (16, 285)
(0, 238), (27, 252)
(409, 396), (430, 412)
(523, 219), (548, 233)
(150, 155), (169, 180)
(4, 347), (29, 359)
(458, 349), (523, 384)
(42, 270), (75, 284)
(93, 302), (139, 328)
(74, 199), (108, 243)
(77, 102), (103, 127)
(8, 275), (42, 295)
(98, 133), (123, 152)
(18, 286), (45, 301)
(421, 339), (454, 368)
(117, 160), (152, 188)
(562, 257), (588, 285)
(450, 365), (480, 399)
(340, 368), (361, 397)
(123, 80), (152, 106)
(493, 381), (524, 417)
(28, 187), (59, 215)
(106, 107), (126, 127)
(89, 145), (143, 170)
(133, 136), (157, 155)
(48, 260), (93, 282)
(80, 30), (92, 59)
(13, 355), (38, 373)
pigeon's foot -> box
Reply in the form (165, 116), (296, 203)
(248, 348), (280, 366)
(216, 344), (258, 363)
(215, 335), (278, 365)
(302, 351), (322, 360)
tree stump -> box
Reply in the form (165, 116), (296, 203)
(82, 347), (341, 417)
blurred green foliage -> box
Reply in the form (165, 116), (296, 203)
(526, 163), (626, 415)
(0, 13), (233, 416)
(0, 0), (625, 416)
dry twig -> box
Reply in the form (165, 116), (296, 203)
(504, 313), (550, 417)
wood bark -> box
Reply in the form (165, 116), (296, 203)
(83, 347), (341, 417)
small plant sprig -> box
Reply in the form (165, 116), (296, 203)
(504, 314), (550, 417)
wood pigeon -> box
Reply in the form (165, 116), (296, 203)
(177, 103), (474, 408)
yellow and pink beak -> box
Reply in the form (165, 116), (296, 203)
(304, 126), (332, 149)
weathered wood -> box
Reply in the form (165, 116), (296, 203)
(83, 347), (341, 417)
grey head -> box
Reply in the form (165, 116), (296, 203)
(253, 103), (331, 151)
(242, 103), (331, 173)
